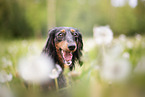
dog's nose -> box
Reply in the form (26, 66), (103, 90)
(68, 44), (76, 51)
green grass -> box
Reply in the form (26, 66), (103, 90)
(0, 36), (145, 97)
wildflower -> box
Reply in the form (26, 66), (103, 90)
(135, 34), (142, 41)
(128, 0), (138, 8)
(93, 26), (113, 45)
(119, 34), (126, 42)
(0, 86), (14, 97)
(122, 52), (130, 59)
(18, 54), (53, 83)
(0, 71), (13, 83)
(126, 41), (133, 49)
(101, 56), (131, 82)
(111, 0), (126, 7)
(49, 64), (62, 79)
(2, 57), (12, 68)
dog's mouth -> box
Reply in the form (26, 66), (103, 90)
(60, 49), (73, 66)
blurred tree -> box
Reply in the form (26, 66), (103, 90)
(0, 0), (33, 38)
(47, 0), (56, 29)
(134, 0), (145, 35)
(0, 0), (145, 38)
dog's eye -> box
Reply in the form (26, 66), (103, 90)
(58, 33), (64, 37)
(73, 33), (78, 37)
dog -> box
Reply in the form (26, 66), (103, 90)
(42, 27), (83, 90)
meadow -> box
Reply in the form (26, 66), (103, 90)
(0, 33), (145, 97)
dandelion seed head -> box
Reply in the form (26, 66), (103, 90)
(126, 41), (133, 49)
(49, 64), (62, 79)
(18, 54), (53, 83)
(128, 0), (138, 8)
(111, 0), (126, 7)
(119, 34), (126, 42)
(0, 71), (13, 83)
(2, 57), (12, 68)
(101, 56), (131, 82)
(135, 34), (142, 41)
(123, 52), (130, 59)
(93, 26), (113, 45)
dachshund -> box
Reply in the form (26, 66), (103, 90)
(42, 27), (83, 90)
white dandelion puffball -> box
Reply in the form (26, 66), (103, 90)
(119, 34), (126, 42)
(0, 71), (13, 83)
(93, 26), (113, 45)
(111, 0), (126, 7)
(101, 56), (131, 82)
(2, 57), (12, 68)
(49, 64), (62, 79)
(128, 0), (138, 8)
(18, 54), (54, 83)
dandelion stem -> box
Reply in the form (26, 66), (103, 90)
(102, 43), (106, 56)
(10, 66), (16, 77)
(6, 82), (10, 89)
(55, 78), (59, 91)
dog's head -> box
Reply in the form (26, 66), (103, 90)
(43, 27), (83, 70)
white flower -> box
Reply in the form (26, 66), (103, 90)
(49, 64), (62, 79)
(135, 34), (142, 41)
(101, 55), (131, 82)
(122, 52), (130, 59)
(134, 57), (145, 73)
(126, 41), (133, 49)
(93, 26), (113, 45)
(128, 0), (138, 8)
(111, 0), (126, 7)
(18, 54), (53, 83)
(119, 34), (126, 42)
(0, 86), (14, 97)
(2, 57), (12, 68)
(0, 71), (13, 83)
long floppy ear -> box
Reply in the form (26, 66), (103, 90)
(77, 33), (83, 66)
(42, 29), (57, 60)
(70, 31), (83, 70)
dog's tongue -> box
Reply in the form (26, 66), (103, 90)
(63, 51), (72, 61)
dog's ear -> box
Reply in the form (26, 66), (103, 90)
(78, 33), (83, 52)
(42, 28), (56, 57)
(77, 32), (83, 66)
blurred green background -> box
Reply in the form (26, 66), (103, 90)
(0, 0), (145, 39)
